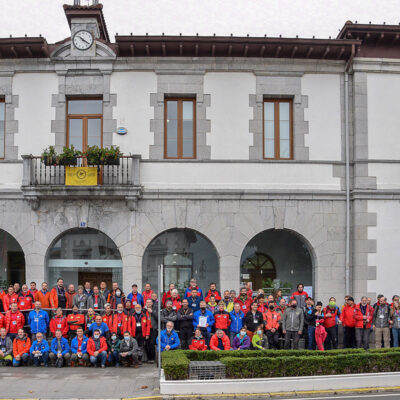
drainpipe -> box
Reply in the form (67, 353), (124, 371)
(344, 44), (354, 295)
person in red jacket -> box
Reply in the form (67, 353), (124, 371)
(263, 302), (281, 349)
(323, 299), (339, 349)
(257, 296), (267, 313)
(166, 290), (182, 311)
(189, 328), (207, 351)
(0, 312), (4, 330)
(205, 283), (221, 302)
(28, 282), (38, 297)
(102, 304), (113, 330)
(209, 329), (231, 350)
(290, 283), (309, 309)
(49, 307), (69, 338)
(111, 304), (129, 339)
(67, 305), (86, 341)
(340, 296), (357, 349)
(235, 287), (252, 314)
(162, 283), (178, 308)
(214, 302), (231, 335)
(87, 329), (107, 368)
(354, 296), (374, 350)
(3, 286), (19, 311)
(17, 285), (34, 313)
(5, 303), (25, 340)
(142, 283), (153, 304)
(129, 304), (150, 364)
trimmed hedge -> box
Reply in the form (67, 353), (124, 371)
(162, 348), (400, 380)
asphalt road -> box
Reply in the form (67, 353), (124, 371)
(278, 394), (400, 400)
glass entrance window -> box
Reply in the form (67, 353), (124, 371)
(46, 228), (122, 289)
(67, 99), (103, 152)
(0, 230), (26, 287)
(142, 229), (219, 297)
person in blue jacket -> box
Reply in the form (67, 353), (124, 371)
(28, 301), (49, 341)
(229, 303), (245, 343)
(184, 279), (204, 300)
(49, 329), (71, 367)
(126, 284), (144, 307)
(187, 288), (202, 312)
(30, 332), (49, 367)
(70, 327), (89, 366)
(193, 300), (215, 346)
(156, 321), (180, 352)
(89, 315), (110, 338)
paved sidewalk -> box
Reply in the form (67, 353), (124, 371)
(0, 365), (159, 399)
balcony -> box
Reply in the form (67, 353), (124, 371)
(21, 155), (142, 210)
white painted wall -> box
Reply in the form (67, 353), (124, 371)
(13, 73), (58, 158)
(369, 163), (400, 189)
(302, 74), (342, 161)
(368, 200), (400, 299)
(368, 73), (400, 160)
(141, 162), (340, 190)
(204, 72), (255, 159)
(110, 72), (156, 158)
(0, 163), (23, 188)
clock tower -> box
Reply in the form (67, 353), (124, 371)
(63, 1), (110, 58)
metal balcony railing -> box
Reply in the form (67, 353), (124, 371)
(22, 155), (140, 187)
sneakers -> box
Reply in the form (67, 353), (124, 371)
(101, 364), (105, 368)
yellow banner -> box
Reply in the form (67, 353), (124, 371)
(65, 167), (97, 186)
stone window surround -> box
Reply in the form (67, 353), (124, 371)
(51, 69), (117, 153)
(149, 71), (211, 160)
(0, 73), (18, 160)
(249, 73), (309, 161)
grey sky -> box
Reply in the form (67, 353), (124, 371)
(1, 0), (399, 43)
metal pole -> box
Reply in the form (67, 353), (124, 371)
(157, 263), (163, 378)
(344, 72), (350, 295)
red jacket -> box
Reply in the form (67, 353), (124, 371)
(167, 298), (182, 311)
(323, 306), (339, 329)
(142, 290), (153, 303)
(129, 312), (150, 338)
(162, 291), (181, 307)
(5, 310), (25, 334)
(111, 313), (129, 335)
(263, 310), (281, 330)
(257, 304), (268, 313)
(102, 313), (113, 330)
(50, 316), (69, 338)
(235, 296), (253, 314)
(13, 336), (31, 357)
(0, 313), (4, 329)
(34, 291), (51, 309)
(340, 304), (356, 328)
(189, 337), (207, 351)
(2, 293), (19, 310)
(17, 293), (34, 311)
(65, 291), (76, 309)
(354, 303), (374, 329)
(209, 333), (231, 350)
(67, 313), (86, 331)
(87, 336), (107, 356)
(205, 290), (221, 302)
(214, 311), (231, 330)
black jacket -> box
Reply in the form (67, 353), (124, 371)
(177, 307), (194, 330)
(244, 310), (264, 332)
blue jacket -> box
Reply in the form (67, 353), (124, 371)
(187, 296), (202, 313)
(50, 337), (70, 356)
(30, 340), (49, 354)
(184, 287), (204, 301)
(126, 292), (144, 307)
(89, 322), (109, 337)
(193, 309), (215, 333)
(156, 329), (180, 352)
(28, 310), (49, 334)
(229, 310), (245, 333)
(71, 335), (89, 354)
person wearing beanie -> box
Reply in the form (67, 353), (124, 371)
(340, 296), (356, 348)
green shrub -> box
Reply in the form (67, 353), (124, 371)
(162, 348), (400, 380)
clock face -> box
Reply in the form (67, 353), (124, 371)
(73, 30), (94, 51)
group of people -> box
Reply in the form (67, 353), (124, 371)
(1, 279), (400, 368)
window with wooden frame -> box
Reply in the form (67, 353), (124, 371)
(66, 98), (103, 152)
(263, 99), (293, 160)
(0, 98), (5, 159)
(164, 98), (196, 159)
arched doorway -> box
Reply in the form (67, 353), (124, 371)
(0, 229), (26, 287)
(46, 228), (122, 289)
(142, 229), (219, 296)
(240, 229), (313, 296)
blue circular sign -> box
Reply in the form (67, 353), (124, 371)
(117, 127), (128, 135)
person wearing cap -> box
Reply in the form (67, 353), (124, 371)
(304, 301), (323, 350)
(340, 296), (356, 348)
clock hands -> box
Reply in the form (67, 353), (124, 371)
(78, 36), (91, 45)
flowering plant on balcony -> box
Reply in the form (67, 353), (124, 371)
(101, 146), (122, 165)
(84, 145), (102, 165)
(41, 146), (57, 166)
(57, 145), (81, 166)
